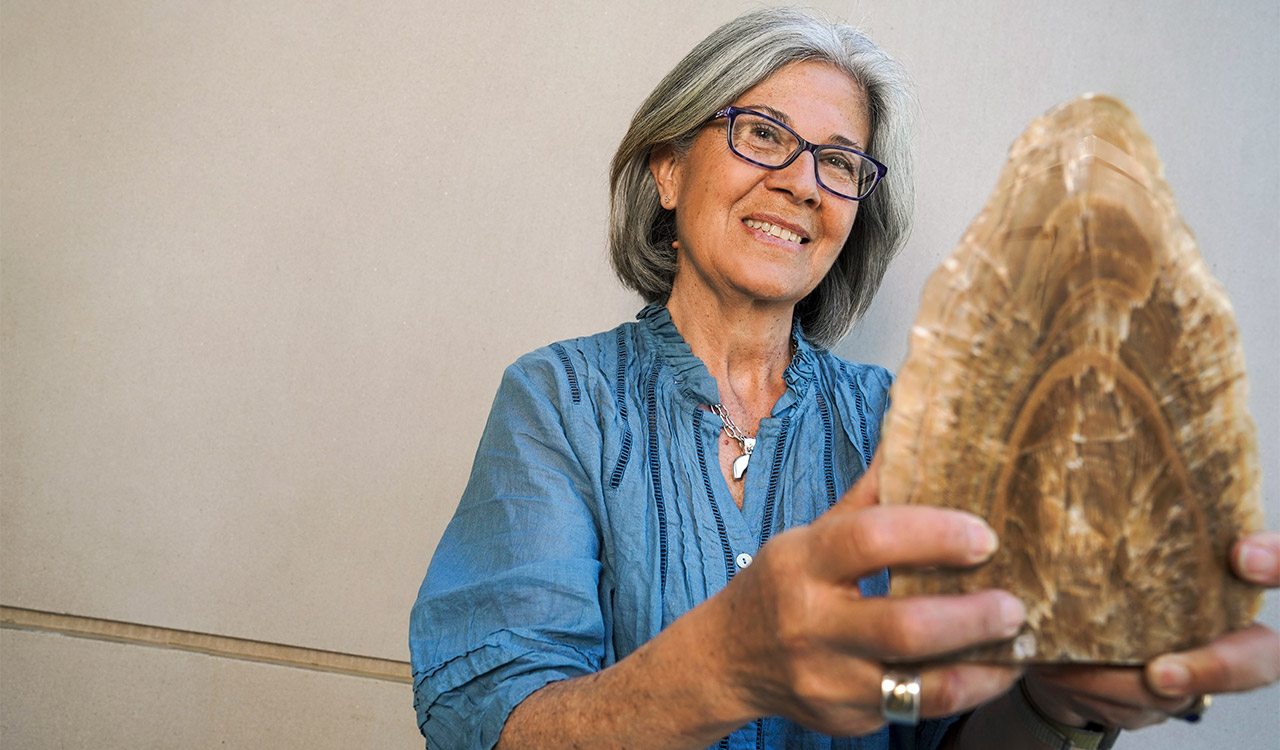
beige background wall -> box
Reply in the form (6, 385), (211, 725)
(2, 0), (1275, 746)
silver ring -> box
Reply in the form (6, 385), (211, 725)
(1173, 694), (1211, 723)
(881, 670), (921, 725)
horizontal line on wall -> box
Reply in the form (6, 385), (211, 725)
(0, 605), (411, 684)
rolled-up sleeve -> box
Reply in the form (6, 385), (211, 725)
(409, 354), (604, 748)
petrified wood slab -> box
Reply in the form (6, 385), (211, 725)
(881, 94), (1263, 663)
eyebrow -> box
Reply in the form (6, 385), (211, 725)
(740, 104), (866, 151)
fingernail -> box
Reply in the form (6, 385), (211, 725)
(1152, 658), (1190, 695)
(969, 520), (999, 558)
(1237, 543), (1277, 580)
(1000, 594), (1027, 634)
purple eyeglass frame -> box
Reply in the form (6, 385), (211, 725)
(710, 106), (888, 201)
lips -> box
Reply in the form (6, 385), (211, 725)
(743, 218), (809, 244)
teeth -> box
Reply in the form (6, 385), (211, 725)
(744, 219), (804, 244)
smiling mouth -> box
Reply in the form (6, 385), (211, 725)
(743, 218), (808, 244)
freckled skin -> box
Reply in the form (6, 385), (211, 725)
(653, 61), (870, 313)
(649, 62), (873, 510)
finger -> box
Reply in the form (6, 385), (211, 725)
(808, 505), (998, 581)
(821, 590), (1025, 661)
(1146, 623), (1280, 698)
(1232, 531), (1280, 587)
(817, 660), (1020, 729)
(918, 662), (1023, 718)
(1034, 664), (1189, 716)
(769, 656), (1019, 736)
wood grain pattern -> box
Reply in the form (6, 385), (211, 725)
(880, 95), (1263, 663)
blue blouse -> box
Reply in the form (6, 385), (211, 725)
(409, 304), (957, 749)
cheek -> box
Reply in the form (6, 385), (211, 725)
(813, 210), (858, 275)
(842, 204), (860, 237)
(824, 206), (858, 256)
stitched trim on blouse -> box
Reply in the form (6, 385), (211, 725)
(852, 384), (872, 470)
(694, 408), (736, 585)
(550, 343), (581, 404)
(840, 363), (874, 470)
(609, 329), (633, 489)
(645, 362), (668, 604)
(760, 414), (790, 547)
(815, 390), (837, 508)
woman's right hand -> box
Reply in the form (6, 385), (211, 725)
(711, 455), (1025, 736)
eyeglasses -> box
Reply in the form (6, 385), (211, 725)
(711, 106), (887, 201)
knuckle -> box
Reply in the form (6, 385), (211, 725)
(928, 508), (960, 541)
(1195, 649), (1232, 687)
(790, 669), (840, 712)
(849, 516), (892, 562)
(881, 610), (927, 656)
(929, 670), (964, 714)
(775, 614), (817, 657)
(772, 584), (826, 656)
(981, 591), (1017, 637)
(759, 532), (811, 587)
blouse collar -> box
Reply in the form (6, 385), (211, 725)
(636, 303), (816, 413)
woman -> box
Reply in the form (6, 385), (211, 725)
(410, 8), (1280, 748)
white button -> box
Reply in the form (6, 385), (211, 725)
(735, 553), (753, 569)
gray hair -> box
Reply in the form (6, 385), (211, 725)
(608, 7), (915, 348)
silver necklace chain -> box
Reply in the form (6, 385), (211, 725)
(710, 403), (754, 445)
(708, 339), (797, 481)
(710, 403), (756, 481)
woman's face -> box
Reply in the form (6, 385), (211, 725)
(652, 61), (870, 310)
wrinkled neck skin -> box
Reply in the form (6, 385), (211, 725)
(664, 271), (794, 426)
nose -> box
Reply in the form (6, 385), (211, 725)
(762, 148), (822, 205)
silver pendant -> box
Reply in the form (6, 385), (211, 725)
(731, 437), (756, 480)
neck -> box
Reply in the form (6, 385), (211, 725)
(665, 286), (795, 417)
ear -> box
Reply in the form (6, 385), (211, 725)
(648, 144), (681, 209)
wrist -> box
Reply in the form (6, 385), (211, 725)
(1013, 678), (1120, 750)
(1021, 674), (1087, 727)
(681, 589), (766, 724)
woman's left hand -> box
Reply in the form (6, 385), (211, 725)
(1023, 531), (1280, 730)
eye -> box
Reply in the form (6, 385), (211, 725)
(820, 152), (857, 176)
(746, 121), (783, 144)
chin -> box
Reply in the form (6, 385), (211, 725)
(741, 286), (809, 307)
(734, 271), (812, 305)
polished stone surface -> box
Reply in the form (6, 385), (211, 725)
(881, 95), (1263, 663)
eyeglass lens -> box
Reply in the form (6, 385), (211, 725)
(729, 112), (879, 199)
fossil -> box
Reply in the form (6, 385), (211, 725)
(881, 94), (1263, 663)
